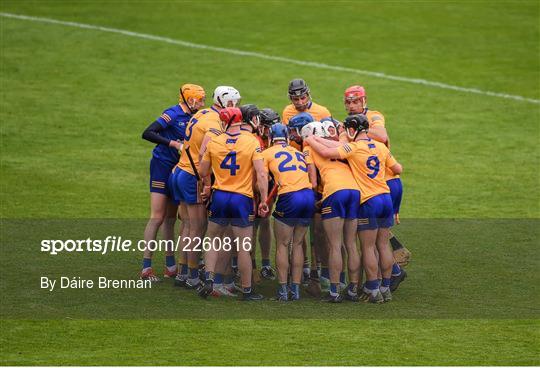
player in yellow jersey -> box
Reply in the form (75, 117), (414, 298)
(302, 122), (361, 303)
(343, 85), (388, 144)
(239, 104), (277, 283)
(169, 86), (241, 289)
(258, 108), (282, 146)
(304, 114), (402, 303)
(302, 122), (330, 297)
(282, 79), (331, 124)
(198, 107), (269, 301)
(261, 123), (315, 301)
(287, 112), (324, 284)
(344, 85), (409, 291)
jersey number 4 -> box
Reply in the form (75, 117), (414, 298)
(220, 151), (240, 176)
(276, 152), (307, 172)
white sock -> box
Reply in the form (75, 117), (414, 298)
(167, 265), (177, 272)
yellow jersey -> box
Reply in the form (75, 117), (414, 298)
(364, 108), (399, 181)
(202, 131), (262, 198)
(177, 106), (222, 175)
(339, 108), (399, 181)
(304, 143), (359, 200)
(365, 109), (385, 129)
(337, 138), (397, 203)
(262, 144), (311, 196)
(282, 102), (331, 124)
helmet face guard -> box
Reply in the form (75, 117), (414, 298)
(248, 115), (260, 131)
(288, 112), (314, 142)
(240, 104), (260, 132)
(344, 85), (367, 114)
(343, 114), (369, 141)
(290, 93), (311, 111)
(288, 127), (303, 143)
(288, 79), (311, 111)
(213, 86), (242, 108)
(259, 108), (281, 137)
(321, 120), (337, 139)
(346, 126), (359, 141)
(180, 84), (206, 114)
(270, 123), (289, 144)
(301, 121), (325, 140)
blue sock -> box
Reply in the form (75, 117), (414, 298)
(392, 263), (402, 276)
(232, 256), (238, 268)
(214, 273), (223, 284)
(180, 264), (188, 276)
(279, 283), (288, 295)
(224, 274), (233, 284)
(189, 268), (198, 279)
(291, 283), (300, 297)
(339, 271), (346, 284)
(382, 278), (391, 288)
(142, 258), (152, 269)
(243, 287), (252, 294)
(262, 259), (271, 267)
(165, 255), (175, 267)
(330, 283), (339, 294)
(365, 279), (379, 290)
(321, 267), (329, 278)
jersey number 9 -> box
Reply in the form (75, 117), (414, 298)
(366, 155), (380, 178)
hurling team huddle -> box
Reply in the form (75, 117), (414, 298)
(140, 79), (411, 303)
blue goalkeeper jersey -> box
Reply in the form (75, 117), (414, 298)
(152, 104), (191, 166)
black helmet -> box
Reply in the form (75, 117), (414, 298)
(344, 114), (369, 140)
(259, 108), (281, 126)
(240, 104), (260, 124)
(288, 78), (310, 98)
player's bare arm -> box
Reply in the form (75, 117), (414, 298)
(253, 159), (269, 216)
(312, 135), (342, 148)
(198, 160), (212, 201)
(368, 125), (388, 144)
(198, 134), (212, 162)
(304, 136), (341, 159)
(307, 163), (317, 189)
(389, 163), (402, 175)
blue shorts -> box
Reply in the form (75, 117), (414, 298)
(273, 188), (315, 227)
(169, 167), (198, 204)
(386, 178), (403, 215)
(321, 189), (360, 220)
(208, 190), (254, 228)
(149, 157), (174, 196)
(357, 193), (394, 231)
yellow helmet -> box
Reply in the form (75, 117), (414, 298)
(179, 84), (205, 113)
(179, 84), (205, 103)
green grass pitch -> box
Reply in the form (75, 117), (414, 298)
(1, 0), (539, 365)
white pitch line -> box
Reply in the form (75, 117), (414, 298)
(1, 12), (539, 105)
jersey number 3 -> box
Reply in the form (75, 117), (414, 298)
(220, 151), (240, 176)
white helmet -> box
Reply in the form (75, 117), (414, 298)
(213, 86), (241, 108)
(301, 121), (325, 140)
(321, 120), (338, 138)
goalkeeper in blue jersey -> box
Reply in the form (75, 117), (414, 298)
(140, 84), (206, 281)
